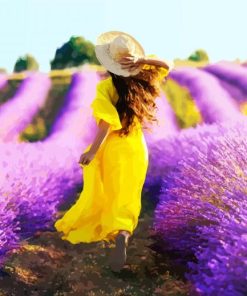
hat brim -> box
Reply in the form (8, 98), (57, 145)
(95, 43), (143, 77)
(95, 31), (145, 77)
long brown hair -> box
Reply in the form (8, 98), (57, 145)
(108, 66), (166, 137)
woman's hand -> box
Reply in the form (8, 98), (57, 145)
(78, 150), (96, 166)
(118, 54), (144, 71)
(119, 54), (173, 72)
(78, 120), (110, 167)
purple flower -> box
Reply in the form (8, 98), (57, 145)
(169, 67), (240, 123)
(0, 193), (20, 267)
(0, 72), (51, 142)
(143, 93), (179, 143)
(0, 71), (101, 266)
(203, 61), (247, 97)
(153, 116), (247, 295)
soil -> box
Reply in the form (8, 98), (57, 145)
(0, 190), (191, 296)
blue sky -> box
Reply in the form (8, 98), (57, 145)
(0, 0), (246, 72)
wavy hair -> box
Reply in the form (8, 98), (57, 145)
(107, 66), (167, 137)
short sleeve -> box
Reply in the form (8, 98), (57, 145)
(90, 79), (123, 131)
(142, 54), (173, 81)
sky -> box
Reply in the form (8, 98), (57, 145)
(0, 0), (246, 73)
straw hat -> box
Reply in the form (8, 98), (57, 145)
(95, 31), (145, 77)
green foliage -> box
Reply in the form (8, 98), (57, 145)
(188, 49), (209, 62)
(19, 117), (47, 142)
(20, 76), (71, 142)
(50, 36), (100, 70)
(161, 79), (202, 129)
(13, 54), (39, 72)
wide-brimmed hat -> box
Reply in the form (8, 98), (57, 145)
(95, 31), (145, 77)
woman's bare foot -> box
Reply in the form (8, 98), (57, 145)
(108, 230), (131, 272)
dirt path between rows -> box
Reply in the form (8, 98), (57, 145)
(0, 192), (191, 296)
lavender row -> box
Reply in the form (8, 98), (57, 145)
(0, 72), (51, 142)
(153, 116), (247, 295)
(169, 67), (240, 123)
(0, 71), (101, 266)
(0, 193), (20, 267)
(203, 61), (247, 100)
(143, 92), (179, 142)
(144, 110), (245, 202)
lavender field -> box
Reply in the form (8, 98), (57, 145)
(0, 62), (247, 296)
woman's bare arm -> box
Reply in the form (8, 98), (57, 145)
(88, 119), (111, 155)
(119, 55), (172, 72)
(79, 119), (111, 165)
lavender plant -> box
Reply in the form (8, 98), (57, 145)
(187, 194), (247, 296)
(154, 116), (247, 295)
(143, 92), (179, 143)
(48, 70), (100, 146)
(203, 61), (247, 99)
(0, 71), (101, 266)
(0, 72), (51, 142)
(169, 67), (240, 123)
(0, 193), (20, 267)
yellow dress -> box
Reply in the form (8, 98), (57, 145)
(54, 56), (170, 244)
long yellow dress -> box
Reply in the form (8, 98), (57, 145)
(54, 57), (170, 244)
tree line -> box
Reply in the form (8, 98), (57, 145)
(0, 36), (209, 73)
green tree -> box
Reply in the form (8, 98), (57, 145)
(188, 49), (209, 62)
(50, 36), (100, 70)
(13, 54), (39, 72)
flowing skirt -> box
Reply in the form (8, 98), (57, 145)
(54, 127), (149, 244)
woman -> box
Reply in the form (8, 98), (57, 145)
(54, 31), (173, 272)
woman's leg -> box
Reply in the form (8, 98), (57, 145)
(118, 229), (131, 245)
(108, 229), (131, 272)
